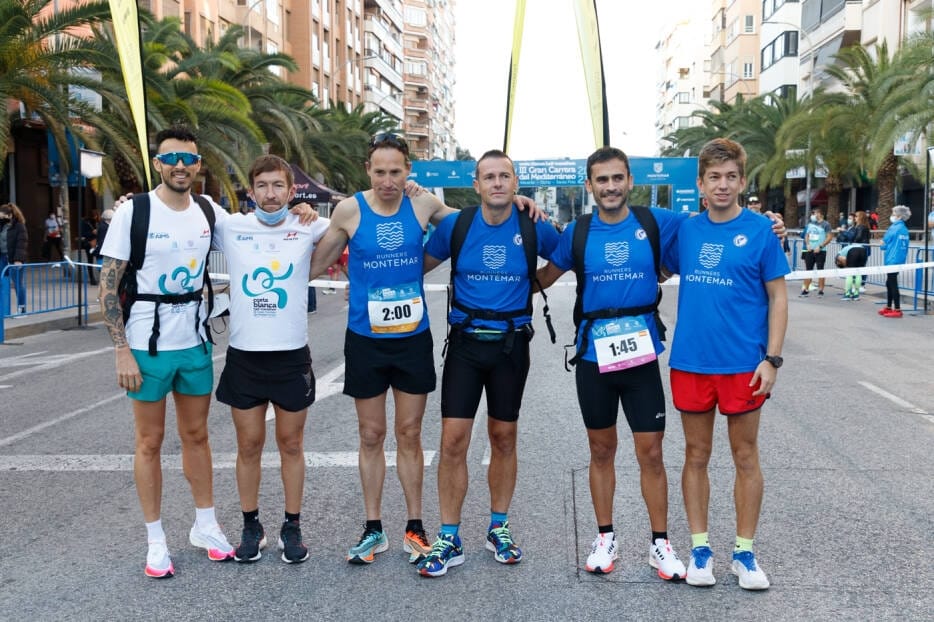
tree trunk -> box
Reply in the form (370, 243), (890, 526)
(875, 150), (897, 230)
(783, 180), (798, 226)
(824, 174), (843, 226)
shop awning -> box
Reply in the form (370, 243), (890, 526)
(796, 188), (828, 206)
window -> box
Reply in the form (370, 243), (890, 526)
(405, 6), (427, 26)
(675, 116), (691, 129)
(760, 31), (799, 71)
(677, 91), (690, 104)
(744, 15), (755, 33)
(678, 67), (690, 79)
(762, 0), (799, 22)
(743, 61), (754, 79)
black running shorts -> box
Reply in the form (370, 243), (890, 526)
(216, 345), (315, 412)
(343, 328), (436, 399)
(574, 359), (666, 432)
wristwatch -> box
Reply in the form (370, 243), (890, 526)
(764, 355), (783, 369)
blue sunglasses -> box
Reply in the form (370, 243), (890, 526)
(155, 151), (202, 166)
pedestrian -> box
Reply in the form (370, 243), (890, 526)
(98, 125), (236, 578)
(799, 208), (833, 298)
(746, 195), (761, 214)
(835, 243), (868, 300)
(80, 209), (99, 285)
(91, 209), (113, 267)
(42, 209), (65, 261)
(0, 203), (28, 315)
(667, 138), (789, 591)
(214, 154), (329, 565)
(534, 146), (687, 579)
(878, 205), (911, 318)
(416, 149), (559, 577)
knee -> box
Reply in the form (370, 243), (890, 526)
(395, 422), (422, 448)
(684, 442), (712, 470)
(238, 435), (265, 460)
(136, 432), (164, 458)
(731, 444), (760, 474)
(179, 425), (209, 448)
(635, 441), (664, 471)
(588, 438), (617, 466)
(276, 435), (304, 460)
(440, 431), (470, 461)
(358, 424), (386, 450)
(488, 428), (517, 457)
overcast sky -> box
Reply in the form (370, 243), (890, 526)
(453, 1), (686, 160)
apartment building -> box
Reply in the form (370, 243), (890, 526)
(656, 11), (708, 148)
(707, 0), (762, 103)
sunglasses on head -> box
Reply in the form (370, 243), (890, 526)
(155, 152), (202, 166)
(369, 133), (408, 152)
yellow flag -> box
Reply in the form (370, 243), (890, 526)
(573, 0), (609, 149)
(108, 0), (151, 190)
(503, 0), (527, 153)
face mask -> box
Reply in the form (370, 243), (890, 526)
(890, 216), (898, 224)
(810, 215), (817, 222)
(254, 204), (289, 226)
(847, 219), (854, 225)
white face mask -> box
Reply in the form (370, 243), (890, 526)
(810, 215), (817, 222)
(847, 219), (854, 225)
(890, 216), (898, 224)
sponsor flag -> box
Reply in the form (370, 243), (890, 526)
(503, 0), (527, 153)
(108, 0), (151, 190)
(572, 0), (609, 148)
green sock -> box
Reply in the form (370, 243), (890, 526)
(691, 532), (710, 549)
(735, 536), (755, 553)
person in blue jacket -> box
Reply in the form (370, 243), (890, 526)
(879, 205), (911, 318)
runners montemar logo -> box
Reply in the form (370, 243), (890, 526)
(482, 245), (507, 269)
(604, 241), (629, 267)
(376, 221), (404, 251)
(698, 243), (724, 269)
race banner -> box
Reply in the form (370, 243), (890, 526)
(108, 0), (151, 190)
(572, 0), (609, 148)
(504, 0), (527, 153)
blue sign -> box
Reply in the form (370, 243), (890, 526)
(410, 156), (699, 211)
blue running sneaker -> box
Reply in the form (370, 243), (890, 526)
(686, 545), (716, 586)
(731, 550), (770, 590)
(347, 527), (388, 564)
(417, 533), (464, 577)
(485, 521), (522, 564)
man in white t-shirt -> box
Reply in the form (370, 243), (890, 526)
(213, 155), (329, 564)
(99, 126), (235, 578)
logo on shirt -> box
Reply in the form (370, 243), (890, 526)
(149, 232), (170, 239)
(236, 234), (254, 242)
(376, 221), (404, 251)
(635, 228), (647, 240)
(513, 233), (523, 246)
(284, 231), (299, 241)
(241, 259), (294, 309)
(482, 245), (507, 269)
(698, 243), (724, 269)
(733, 234), (748, 247)
(157, 257), (202, 294)
(201, 228), (211, 238)
(604, 241), (629, 267)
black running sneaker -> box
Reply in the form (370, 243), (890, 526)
(278, 520), (309, 564)
(234, 521), (266, 563)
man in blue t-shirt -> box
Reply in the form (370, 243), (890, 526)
(799, 208), (833, 297)
(666, 138), (789, 591)
(534, 146), (688, 580)
(416, 150), (559, 577)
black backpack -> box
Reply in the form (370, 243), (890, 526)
(448, 205), (556, 349)
(118, 193), (216, 356)
(566, 205), (665, 369)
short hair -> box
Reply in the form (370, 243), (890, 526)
(102, 209), (115, 221)
(367, 132), (409, 162)
(248, 154), (294, 187)
(586, 146), (631, 180)
(698, 137), (746, 179)
(154, 125), (198, 150)
(892, 205), (911, 221)
(475, 149), (515, 178)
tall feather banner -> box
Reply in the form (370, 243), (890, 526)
(573, 0), (610, 148)
(503, 0), (527, 153)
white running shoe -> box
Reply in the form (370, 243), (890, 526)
(686, 545), (716, 586)
(145, 540), (174, 578)
(649, 538), (686, 580)
(189, 522), (235, 561)
(585, 532), (618, 574)
(731, 551), (770, 590)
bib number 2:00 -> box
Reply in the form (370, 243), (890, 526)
(382, 304), (412, 321)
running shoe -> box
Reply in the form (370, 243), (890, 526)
(884, 309), (903, 318)
(878, 307), (891, 316)
(417, 533), (465, 577)
(649, 538), (686, 580)
(731, 550), (770, 590)
(403, 526), (432, 563)
(144, 540), (174, 578)
(686, 545), (716, 587)
(278, 520), (309, 564)
(234, 520), (267, 563)
(486, 521), (523, 564)
(189, 522), (235, 561)
(347, 527), (388, 564)
(818, 290), (824, 298)
(798, 289), (809, 297)
(584, 532), (618, 574)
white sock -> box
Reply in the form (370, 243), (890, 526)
(195, 506), (217, 528)
(146, 519), (166, 543)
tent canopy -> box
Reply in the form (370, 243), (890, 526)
(291, 164), (343, 204)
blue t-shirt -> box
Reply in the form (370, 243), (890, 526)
(667, 209), (790, 374)
(425, 206), (559, 331)
(346, 192), (430, 338)
(550, 208), (685, 363)
(803, 219), (832, 250)
(881, 220), (909, 265)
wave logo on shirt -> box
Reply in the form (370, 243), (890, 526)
(376, 221), (404, 251)
(482, 245), (507, 269)
(604, 241), (629, 267)
(241, 259), (294, 308)
(158, 257), (203, 294)
(698, 243), (724, 269)
(733, 234), (748, 247)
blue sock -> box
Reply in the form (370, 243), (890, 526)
(440, 523), (459, 538)
(489, 511), (508, 530)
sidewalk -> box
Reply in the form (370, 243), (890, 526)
(2, 305), (101, 341)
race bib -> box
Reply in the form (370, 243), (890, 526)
(592, 316), (656, 373)
(367, 282), (424, 334)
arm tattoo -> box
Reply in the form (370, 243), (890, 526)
(100, 257), (129, 348)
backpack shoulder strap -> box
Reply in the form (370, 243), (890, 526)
(570, 212), (593, 330)
(191, 194), (217, 339)
(629, 205), (660, 279)
(129, 193), (151, 271)
(450, 205), (478, 277)
(519, 208), (555, 343)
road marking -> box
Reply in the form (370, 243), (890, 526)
(0, 347), (113, 381)
(0, 392), (126, 448)
(0, 451), (436, 471)
(858, 381), (929, 415)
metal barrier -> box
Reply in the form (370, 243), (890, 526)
(1, 259), (97, 342)
(787, 238), (933, 311)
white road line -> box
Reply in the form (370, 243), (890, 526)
(0, 450), (436, 471)
(0, 347), (113, 381)
(858, 381), (929, 415)
(0, 392), (126, 448)
(923, 415), (934, 426)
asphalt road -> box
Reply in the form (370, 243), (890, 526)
(0, 267), (931, 621)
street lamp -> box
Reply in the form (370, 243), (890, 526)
(243, 0), (265, 50)
(924, 146), (934, 312)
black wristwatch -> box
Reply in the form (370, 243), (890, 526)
(764, 355), (783, 369)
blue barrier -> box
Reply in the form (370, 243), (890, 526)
(0, 259), (97, 342)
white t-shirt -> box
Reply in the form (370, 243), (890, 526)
(101, 190), (228, 351)
(215, 212), (330, 351)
